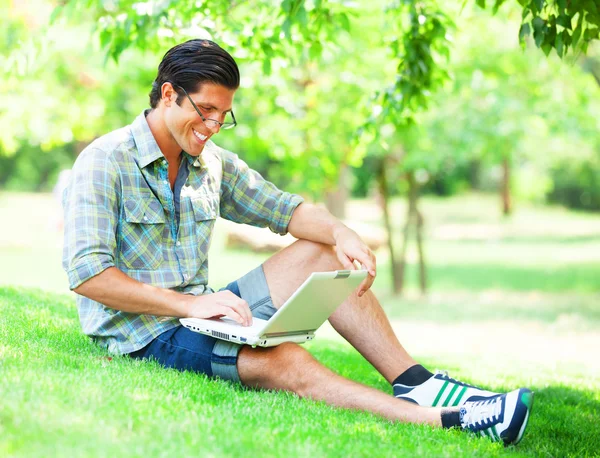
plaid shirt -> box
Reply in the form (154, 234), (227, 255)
(62, 111), (303, 354)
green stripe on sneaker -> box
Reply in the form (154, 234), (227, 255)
(442, 383), (459, 407)
(432, 381), (450, 407)
(452, 386), (468, 406)
(492, 426), (500, 442)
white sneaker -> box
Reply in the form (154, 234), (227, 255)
(460, 388), (534, 446)
(394, 370), (500, 407)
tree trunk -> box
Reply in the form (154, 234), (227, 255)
(502, 156), (512, 216)
(397, 201), (412, 295)
(413, 208), (427, 293)
(376, 158), (401, 294)
(324, 162), (349, 219)
(406, 172), (427, 295)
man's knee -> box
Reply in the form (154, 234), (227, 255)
(237, 342), (317, 396)
(292, 239), (340, 270)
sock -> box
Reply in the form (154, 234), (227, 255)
(392, 364), (434, 388)
(441, 408), (462, 429)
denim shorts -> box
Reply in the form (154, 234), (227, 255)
(128, 264), (276, 383)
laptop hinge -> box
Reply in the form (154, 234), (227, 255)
(263, 331), (313, 338)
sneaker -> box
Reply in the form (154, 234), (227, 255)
(460, 388), (534, 446)
(394, 370), (500, 407)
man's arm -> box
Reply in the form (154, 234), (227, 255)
(63, 147), (252, 326)
(74, 267), (253, 326)
(287, 203), (377, 296)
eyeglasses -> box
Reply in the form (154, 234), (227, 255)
(170, 82), (237, 130)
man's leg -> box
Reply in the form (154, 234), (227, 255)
(261, 239), (416, 383)
(237, 342), (442, 426)
(258, 239), (503, 408)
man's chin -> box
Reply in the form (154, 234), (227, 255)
(184, 143), (205, 157)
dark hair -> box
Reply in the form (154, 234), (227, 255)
(149, 39), (240, 108)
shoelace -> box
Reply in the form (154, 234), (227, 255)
(460, 397), (502, 429)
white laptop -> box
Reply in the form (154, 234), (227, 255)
(180, 269), (368, 347)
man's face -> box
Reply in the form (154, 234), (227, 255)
(164, 82), (236, 156)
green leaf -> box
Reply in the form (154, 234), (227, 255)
(532, 17), (546, 47)
(541, 42), (553, 56)
(533, 0), (545, 13)
(519, 22), (531, 42)
(581, 41), (589, 54)
(282, 17), (292, 38)
(49, 5), (63, 24)
(572, 23), (583, 47)
(309, 41), (322, 60)
(556, 14), (571, 29)
(492, 0), (506, 14)
(475, 0), (486, 9)
(262, 58), (272, 75)
(532, 16), (545, 31)
(296, 6), (308, 27)
(281, 0), (293, 14)
(339, 13), (350, 32)
(557, 0), (567, 11)
(555, 30), (564, 57)
(584, 27), (600, 40)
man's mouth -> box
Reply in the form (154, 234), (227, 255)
(193, 129), (208, 142)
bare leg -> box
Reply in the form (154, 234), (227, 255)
(262, 240), (418, 383)
(238, 342), (442, 426)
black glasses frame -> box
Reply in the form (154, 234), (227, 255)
(170, 82), (237, 130)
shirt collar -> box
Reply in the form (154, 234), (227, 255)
(131, 109), (211, 170)
(130, 110), (167, 169)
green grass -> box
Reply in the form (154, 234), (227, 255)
(1, 191), (600, 456)
(1, 287), (599, 457)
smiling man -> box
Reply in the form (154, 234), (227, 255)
(62, 39), (533, 445)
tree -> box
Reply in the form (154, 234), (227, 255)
(476, 0), (600, 58)
(360, 0), (454, 294)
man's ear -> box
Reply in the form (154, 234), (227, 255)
(161, 82), (176, 107)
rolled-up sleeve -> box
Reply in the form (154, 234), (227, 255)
(219, 151), (303, 235)
(62, 147), (120, 289)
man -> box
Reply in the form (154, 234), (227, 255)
(62, 39), (532, 445)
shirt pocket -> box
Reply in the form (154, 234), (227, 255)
(191, 193), (219, 260)
(119, 196), (166, 270)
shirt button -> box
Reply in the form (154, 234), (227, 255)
(176, 241), (181, 246)
(143, 216), (148, 221)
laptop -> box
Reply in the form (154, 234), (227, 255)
(180, 269), (368, 347)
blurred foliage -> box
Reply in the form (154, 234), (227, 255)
(0, 0), (598, 211)
(477, 0), (600, 57)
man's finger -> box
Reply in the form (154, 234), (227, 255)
(357, 272), (375, 297)
(222, 307), (244, 325)
(354, 251), (376, 277)
(338, 252), (356, 270)
(231, 299), (252, 326)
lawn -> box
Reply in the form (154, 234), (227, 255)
(1, 191), (599, 457)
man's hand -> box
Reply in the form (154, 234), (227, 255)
(185, 290), (253, 326)
(333, 226), (377, 297)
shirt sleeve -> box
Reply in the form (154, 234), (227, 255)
(219, 151), (304, 235)
(62, 146), (120, 289)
